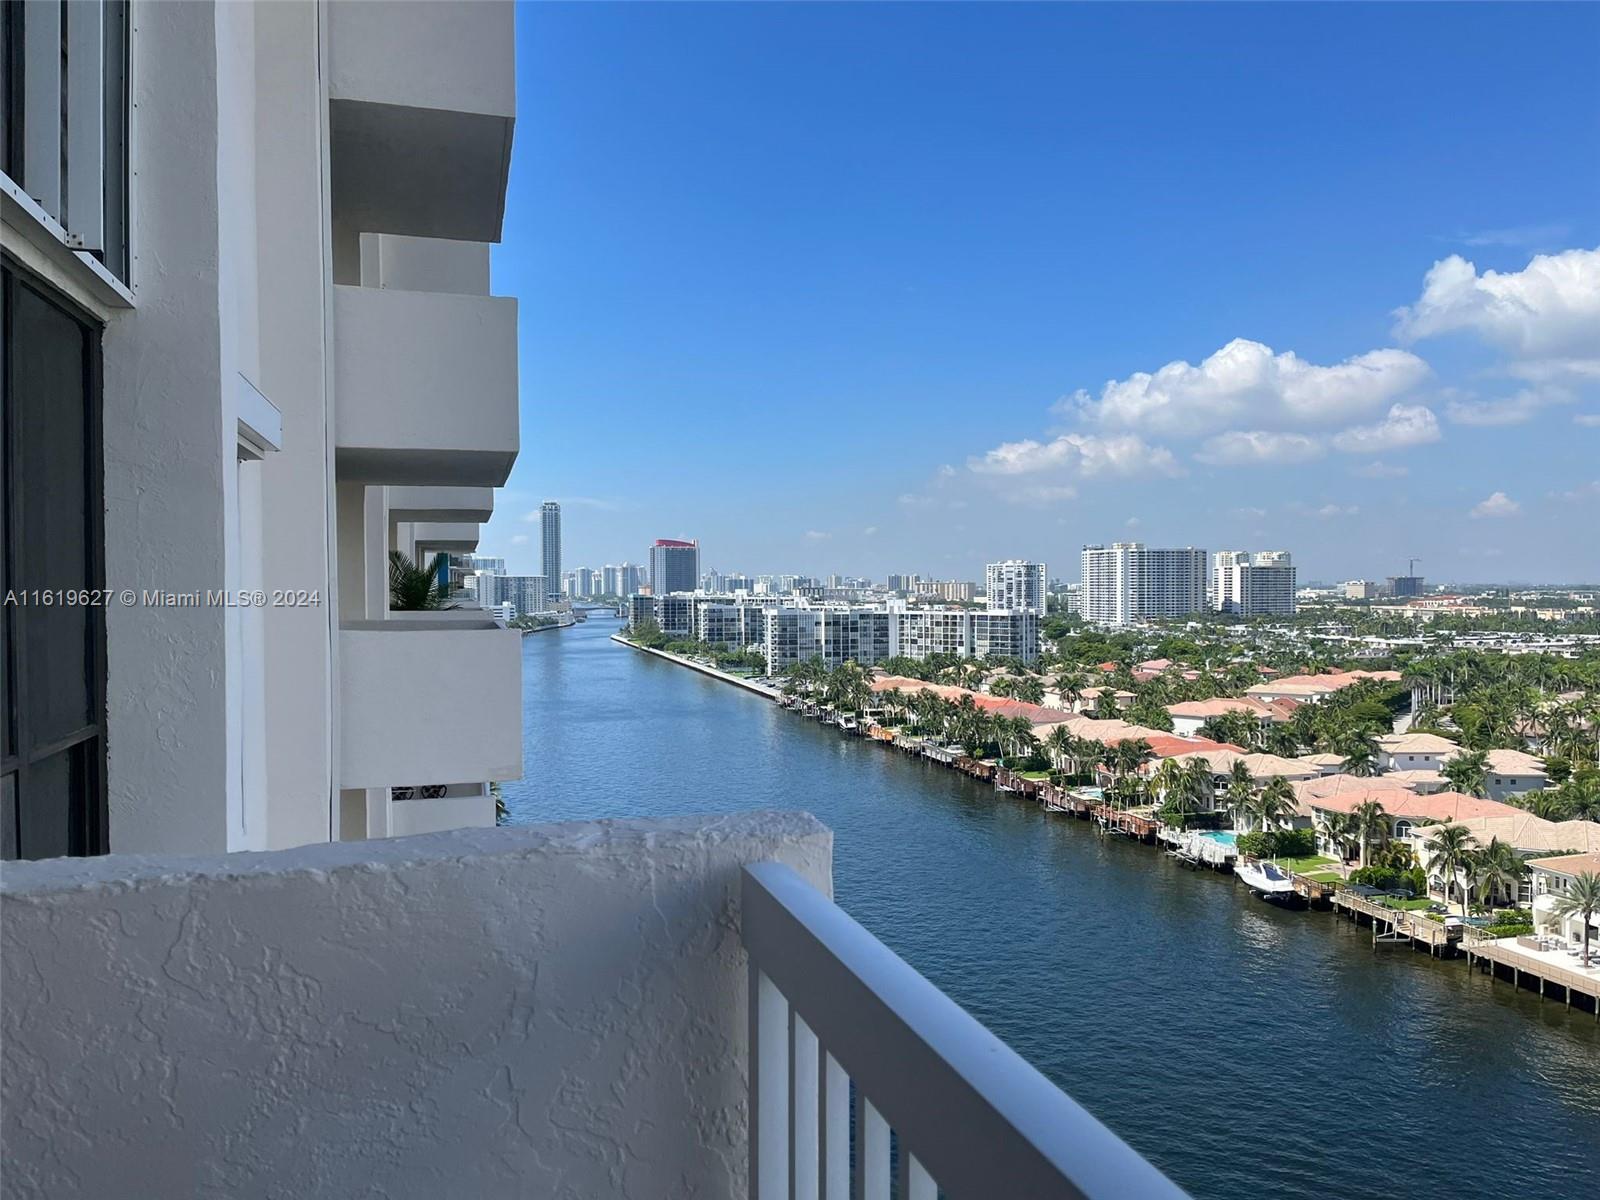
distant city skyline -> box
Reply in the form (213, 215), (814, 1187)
(480, 3), (1598, 584)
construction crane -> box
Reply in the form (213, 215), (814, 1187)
(1407, 557), (1421, 577)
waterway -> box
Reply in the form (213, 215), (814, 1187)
(503, 616), (1600, 1199)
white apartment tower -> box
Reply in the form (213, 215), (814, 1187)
(1079, 543), (1207, 627)
(2, 0), (523, 858)
(540, 501), (562, 593)
(1215, 550), (1296, 617)
(985, 560), (1047, 614)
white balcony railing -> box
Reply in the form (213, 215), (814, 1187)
(742, 862), (1188, 1199)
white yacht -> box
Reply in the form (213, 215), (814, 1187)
(1235, 859), (1297, 898)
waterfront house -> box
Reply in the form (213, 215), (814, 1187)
(1529, 853), (1600, 944)
(1293, 777), (1519, 856)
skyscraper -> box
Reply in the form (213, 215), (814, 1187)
(984, 560), (1047, 614)
(1214, 550), (1296, 616)
(650, 539), (700, 594)
(1080, 543), (1207, 627)
(540, 501), (562, 593)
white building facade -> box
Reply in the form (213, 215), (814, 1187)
(1214, 550), (1296, 616)
(2, 0), (523, 858)
(1080, 543), (1207, 627)
(985, 560), (1047, 614)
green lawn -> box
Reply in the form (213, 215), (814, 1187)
(1019, 770), (1053, 781)
(1277, 855), (1336, 874)
(1303, 871), (1345, 884)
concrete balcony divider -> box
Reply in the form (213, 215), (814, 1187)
(0, 814), (833, 1198)
(334, 285), (519, 487)
(328, 1), (514, 242)
(339, 618), (522, 789)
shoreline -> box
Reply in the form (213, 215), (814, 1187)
(609, 632), (1600, 1020)
(610, 635), (782, 700)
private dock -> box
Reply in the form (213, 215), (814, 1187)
(1465, 935), (1600, 1016)
(1332, 890), (1459, 955)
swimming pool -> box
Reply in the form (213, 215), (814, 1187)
(1197, 831), (1238, 848)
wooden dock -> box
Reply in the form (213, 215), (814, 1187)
(1331, 891), (1458, 955)
(1464, 935), (1600, 1016)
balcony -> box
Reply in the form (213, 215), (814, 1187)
(0, 813), (1182, 1198)
(409, 522), (481, 554)
(327, 1), (515, 242)
(338, 618), (522, 790)
(334, 285), (519, 487)
(387, 486), (496, 524)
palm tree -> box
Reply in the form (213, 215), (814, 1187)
(1350, 799), (1389, 870)
(1223, 765), (1256, 831)
(1320, 811), (1356, 862)
(1249, 776), (1296, 835)
(1014, 675), (1045, 706)
(1108, 738), (1154, 781)
(1426, 822), (1479, 917)
(1442, 748), (1490, 798)
(1044, 725), (1073, 780)
(1472, 838), (1527, 909)
(1338, 734), (1379, 778)
(388, 551), (453, 611)
(1548, 871), (1600, 965)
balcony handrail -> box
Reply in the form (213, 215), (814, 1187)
(741, 861), (1188, 1199)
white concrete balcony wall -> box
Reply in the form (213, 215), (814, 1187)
(410, 521), (482, 554)
(0, 815), (832, 1199)
(327, 1), (514, 243)
(339, 619), (523, 789)
(333, 284), (519, 486)
(360, 233), (492, 296)
(386, 485), (495, 524)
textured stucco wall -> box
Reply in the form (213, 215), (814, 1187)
(0, 812), (832, 1199)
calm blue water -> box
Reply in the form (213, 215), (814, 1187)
(1199, 830), (1238, 847)
(504, 618), (1600, 1199)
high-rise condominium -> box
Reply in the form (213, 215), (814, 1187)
(540, 501), (561, 593)
(985, 560), (1047, 614)
(1214, 550), (1296, 616)
(650, 539), (700, 595)
(1080, 543), (1207, 627)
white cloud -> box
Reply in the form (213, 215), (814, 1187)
(1231, 506), (1267, 519)
(862, 525), (878, 536)
(1353, 460), (1408, 479)
(968, 432), (1181, 479)
(1330, 404), (1441, 454)
(803, 530), (831, 541)
(1455, 222), (1570, 248)
(1195, 429), (1324, 467)
(509, 534), (529, 546)
(1393, 246), (1600, 360)
(1559, 481), (1600, 502)
(1124, 516), (1142, 528)
(1576, 413), (1600, 427)
(1444, 386), (1568, 427)
(1066, 338), (1429, 438)
(1469, 491), (1521, 519)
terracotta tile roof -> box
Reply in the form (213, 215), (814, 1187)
(1460, 817), (1600, 855)
(1164, 749), (1318, 780)
(1484, 748), (1548, 776)
(1245, 669), (1401, 698)
(1376, 732), (1461, 755)
(1293, 776), (1521, 822)
(1525, 851), (1600, 876)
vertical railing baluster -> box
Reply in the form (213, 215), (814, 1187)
(907, 1155), (936, 1200)
(750, 968), (789, 1200)
(856, 1095), (890, 1200)
(792, 1013), (820, 1200)
(823, 1052), (850, 1200)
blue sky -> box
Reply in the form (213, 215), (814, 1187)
(482, 2), (1600, 585)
